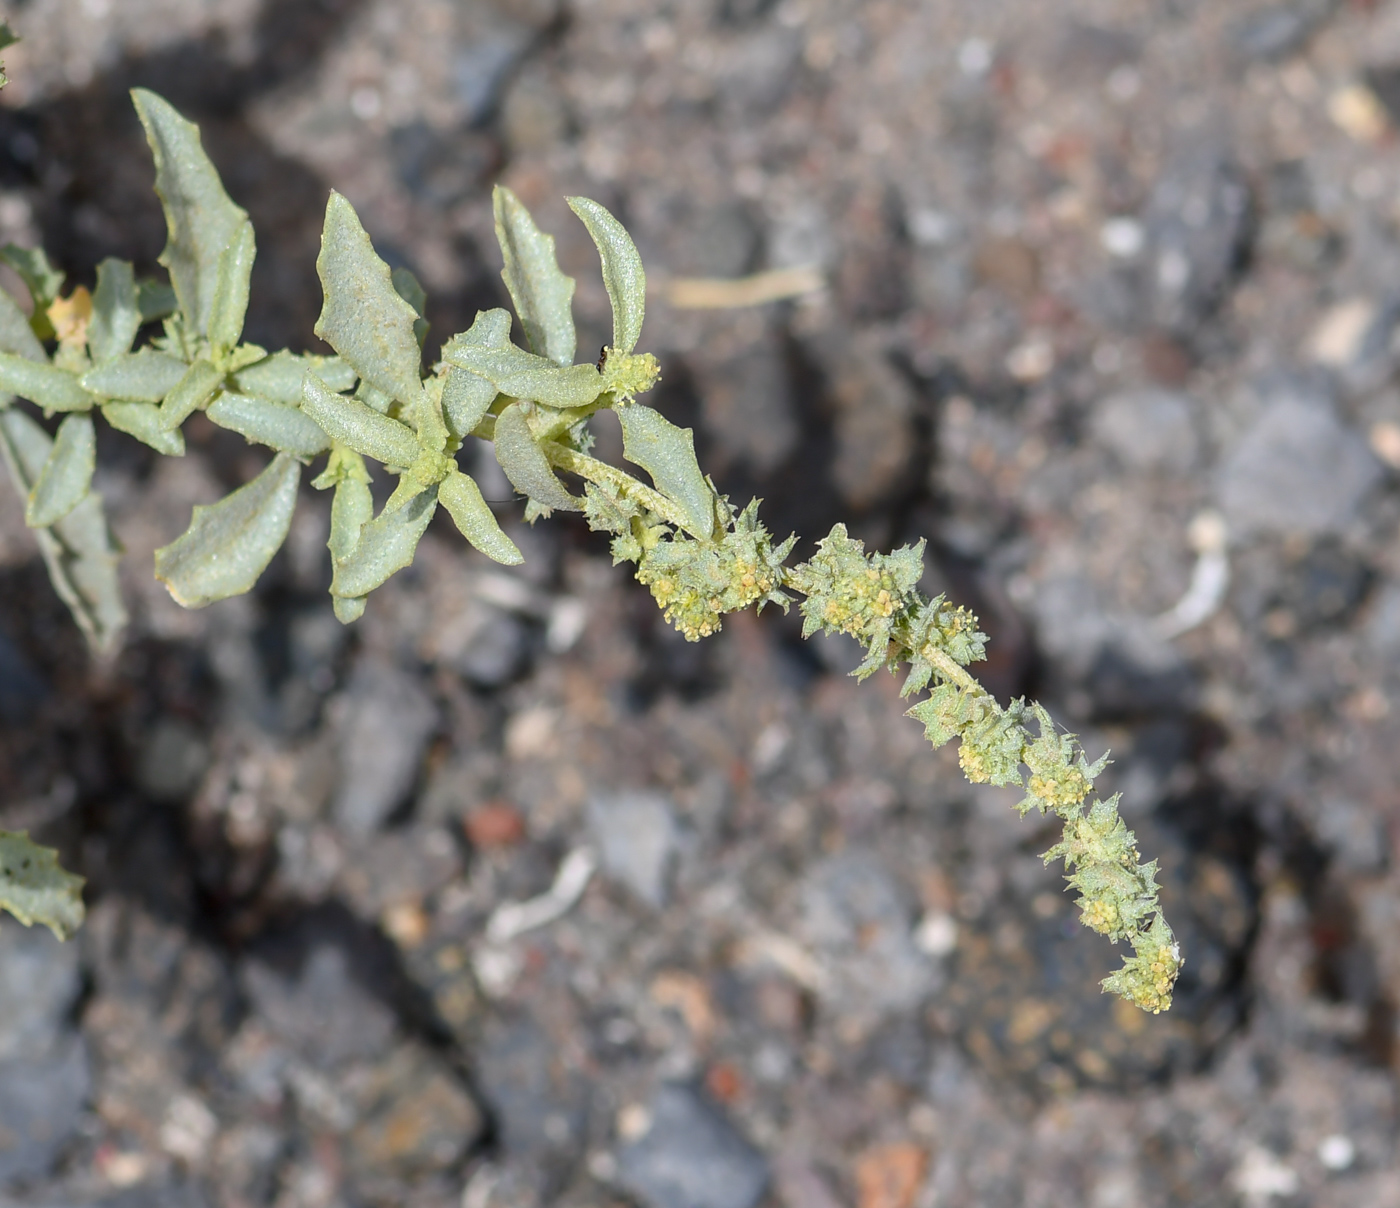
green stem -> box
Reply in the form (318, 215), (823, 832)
(540, 441), (701, 536)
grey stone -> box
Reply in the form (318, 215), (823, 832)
(1313, 797), (1386, 873)
(1218, 389), (1381, 537)
(1363, 578), (1400, 655)
(136, 716), (210, 804)
(799, 850), (936, 1018)
(332, 658), (437, 836)
(456, 609), (529, 688)
(0, 1034), (91, 1188)
(242, 944), (397, 1069)
(588, 791), (679, 908)
(452, 18), (532, 124)
(474, 1015), (589, 1162)
(669, 203), (760, 279)
(826, 344), (917, 510)
(0, 923), (82, 1062)
(1091, 388), (1200, 473)
(1143, 138), (1251, 331)
(616, 1084), (769, 1208)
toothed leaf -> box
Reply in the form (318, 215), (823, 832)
(26, 413), (95, 527)
(492, 400), (580, 512)
(439, 467), (522, 564)
(0, 831), (85, 940)
(207, 392), (330, 458)
(88, 259), (142, 363)
(154, 452), (301, 607)
(81, 347), (188, 402)
(567, 195), (646, 355)
(618, 403), (713, 539)
(102, 401), (185, 455)
(493, 186), (577, 366)
(132, 89), (249, 336)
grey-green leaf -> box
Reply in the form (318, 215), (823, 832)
(0, 244), (63, 338)
(132, 89), (249, 336)
(567, 195), (646, 355)
(154, 453), (301, 607)
(493, 186), (577, 367)
(137, 279), (178, 322)
(438, 309), (510, 438)
(619, 403), (714, 540)
(102, 401), (185, 455)
(329, 470), (373, 563)
(0, 353), (92, 412)
(81, 347), (188, 402)
(88, 258), (142, 364)
(0, 830), (85, 940)
(331, 486), (438, 599)
(0, 279), (46, 363)
(207, 219), (256, 354)
(207, 392), (330, 458)
(158, 358), (224, 429)
(440, 367), (498, 441)
(443, 343), (602, 410)
(26, 413), (95, 528)
(391, 265), (429, 350)
(301, 371), (420, 467)
(233, 350), (355, 405)
(314, 192), (424, 407)
(492, 401), (581, 512)
(0, 408), (127, 652)
(439, 468), (522, 564)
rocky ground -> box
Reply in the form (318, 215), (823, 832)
(1, 0), (1400, 1205)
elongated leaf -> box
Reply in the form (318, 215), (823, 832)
(0, 830), (85, 939)
(137, 279), (178, 322)
(494, 186), (577, 366)
(440, 367), (498, 441)
(27, 413), (95, 527)
(0, 244), (63, 339)
(0, 280), (46, 362)
(324, 454), (373, 562)
(102, 401), (185, 455)
(314, 192), (424, 407)
(331, 485), (437, 599)
(567, 196), (646, 355)
(88, 258), (141, 363)
(207, 392), (330, 458)
(301, 371), (419, 466)
(0, 352), (91, 412)
(154, 453), (300, 607)
(0, 408), (127, 652)
(158, 358), (223, 429)
(439, 308), (512, 361)
(619, 403), (713, 539)
(444, 343), (601, 409)
(207, 219), (256, 354)
(391, 266), (429, 350)
(492, 401), (580, 512)
(233, 350), (355, 404)
(439, 468), (522, 564)
(81, 347), (187, 401)
(132, 89), (249, 335)
(438, 309), (509, 440)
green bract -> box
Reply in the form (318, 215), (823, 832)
(0, 92), (1182, 1016)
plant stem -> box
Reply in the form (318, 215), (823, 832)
(540, 440), (700, 535)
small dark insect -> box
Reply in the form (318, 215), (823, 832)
(597, 345), (609, 371)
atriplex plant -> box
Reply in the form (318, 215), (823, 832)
(0, 90), (1181, 1013)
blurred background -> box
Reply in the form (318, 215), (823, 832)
(0, 0), (1398, 1205)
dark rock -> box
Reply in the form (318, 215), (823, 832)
(332, 658), (438, 836)
(242, 943), (397, 1069)
(501, 65), (570, 157)
(455, 608), (530, 688)
(1269, 540), (1372, 628)
(1365, 62), (1400, 126)
(1218, 386), (1381, 538)
(616, 1084), (769, 1208)
(588, 790), (679, 908)
(1091, 388), (1201, 474)
(0, 628), (47, 724)
(136, 716), (210, 804)
(668, 203), (760, 279)
(1143, 138), (1251, 332)
(825, 343), (918, 511)
(1229, 3), (1333, 63)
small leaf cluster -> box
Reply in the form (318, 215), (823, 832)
(0, 90), (1181, 1015)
